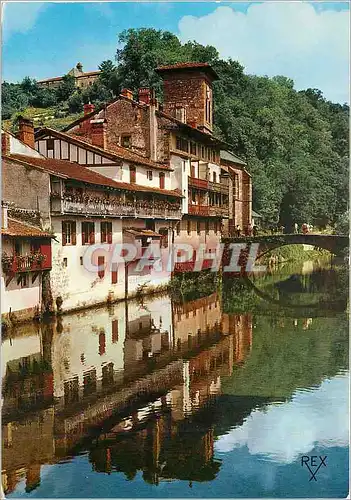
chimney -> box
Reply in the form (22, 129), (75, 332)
(84, 103), (95, 115)
(91, 119), (107, 149)
(18, 117), (35, 148)
(120, 88), (133, 100)
(1, 202), (8, 230)
(1, 131), (10, 155)
(138, 88), (151, 105)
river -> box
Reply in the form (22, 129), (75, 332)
(1, 259), (349, 498)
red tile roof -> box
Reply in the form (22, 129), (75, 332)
(6, 154), (182, 198)
(2, 219), (52, 238)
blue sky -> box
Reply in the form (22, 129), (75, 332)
(2, 2), (350, 103)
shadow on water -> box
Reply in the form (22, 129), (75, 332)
(1, 260), (349, 498)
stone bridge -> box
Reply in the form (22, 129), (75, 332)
(223, 233), (348, 261)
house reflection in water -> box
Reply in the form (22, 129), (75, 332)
(1, 292), (253, 494)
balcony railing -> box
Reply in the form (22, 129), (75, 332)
(188, 204), (210, 216)
(208, 181), (229, 195)
(188, 204), (229, 217)
(188, 177), (209, 190)
(209, 206), (229, 218)
(51, 196), (182, 220)
(2, 245), (52, 274)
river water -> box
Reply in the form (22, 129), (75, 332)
(2, 260), (349, 498)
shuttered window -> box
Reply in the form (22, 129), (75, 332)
(101, 221), (112, 244)
(62, 221), (76, 246)
(82, 222), (95, 245)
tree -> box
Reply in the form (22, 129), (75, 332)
(56, 74), (76, 102)
(98, 60), (116, 90)
(67, 92), (83, 113)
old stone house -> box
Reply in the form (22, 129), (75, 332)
(62, 63), (245, 264)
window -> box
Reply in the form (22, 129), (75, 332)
(190, 142), (197, 156)
(205, 85), (212, 123)
(175, 107), (186, 123)
(159, 172), (165, 189)
(147, 170), (153, 181)
(176, 136), (189, 153)
(197, 221), (201, 235)
(190, 163), (196, 178)
(205, 221), (209, 235)
(192, 190), (196, 203)
(121, 135), (131, 148)
(47, 138), (54, 151)
(63, 258), (68, 267)
(80, 256), (83, 265)
(187, 220), (191, 235)
(212, 150), (216, 162)
(129, 166), (136, 184)
(176, 222), (181, 236)
(101, 221), (112, 244)
(82, 221), (95, 245)
(98, 256), (105, 279)
(17, 273), (28, 288)
(111, 262), (118, 284)
(83, 369), (97, 396)
(201, 146), (205, 159)
(213, 172), (217, 183)
(62, 221), (76, 246)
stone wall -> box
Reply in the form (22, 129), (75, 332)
(2, 158), (51, 229)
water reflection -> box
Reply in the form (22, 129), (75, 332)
(1, 262), (349, 498)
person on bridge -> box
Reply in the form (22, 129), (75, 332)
(302, 223), (309, 234)
(247, 223), (253, 236)
(236, 225), (241, 237)
(294, 222), (299, 234)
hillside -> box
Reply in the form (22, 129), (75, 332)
(2, 28), (349, 229)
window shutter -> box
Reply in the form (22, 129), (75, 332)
(111, 263), (118, 284)
(72, 222), (77, 245)
(98, 256), (105, 279)
(90, 224), (95, 244)
(107, 223), (112, 244)
(82, 223), (86, 245)
(62, 222), (67, 246)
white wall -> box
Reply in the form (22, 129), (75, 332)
(50, 216), (125, 312)
(170, 154), (189, 214)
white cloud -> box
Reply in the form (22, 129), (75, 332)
(215, 373), (349, 464)
(178, 3), (350, 103)
(2, 2), (48, 41)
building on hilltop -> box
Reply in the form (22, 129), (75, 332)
(37, 62), (101, 90)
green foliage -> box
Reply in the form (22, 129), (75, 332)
(334, 211), (349, 235)
(67, 91), (83, 113)
(114, 28), (219, 97)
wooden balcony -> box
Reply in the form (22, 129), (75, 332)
(188, 204), (229, 217)
(2, 243), (52, 274)
(208, 181), (229, 195)
(51, 196), (182, 220)
(209, 206), (229, 218)
(188, 204), (210, 216)
(188, 177), (209, 190)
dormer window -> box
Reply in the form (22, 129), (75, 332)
(147, 170), (153, 181)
